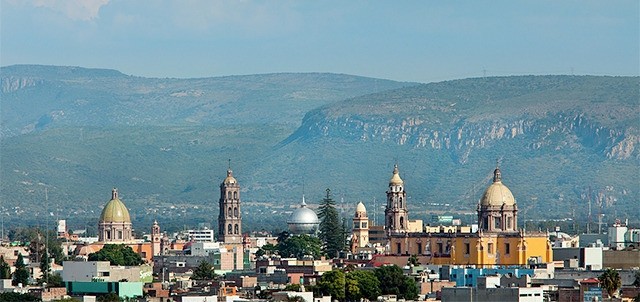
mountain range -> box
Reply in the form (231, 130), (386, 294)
(1, 65), (638, 232)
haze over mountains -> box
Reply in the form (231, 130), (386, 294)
(1, 65), (638, 231)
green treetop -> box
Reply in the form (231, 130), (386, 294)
(599, 268), (621, 300)
(318, 189), (344, 258)
(191, 260), (217, 281)
(0, 256), (11, 279)
(12, 254), (29, 286)
(87, 244), (143, 266)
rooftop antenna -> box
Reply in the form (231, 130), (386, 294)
(45, 187), (49, 284)
(373, 197), (377, 226)
(597, 190), (604, 234)
(587, 186), (592, 234)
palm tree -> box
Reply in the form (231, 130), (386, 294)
(598, 268), (621, 300)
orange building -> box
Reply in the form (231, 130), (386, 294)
(384, 165), (552, 266)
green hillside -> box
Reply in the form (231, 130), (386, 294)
(1, 67), (638, 232)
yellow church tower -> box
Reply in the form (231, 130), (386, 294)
(352, 201), (370, 251)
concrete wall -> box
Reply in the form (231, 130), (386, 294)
(441, 287), (543, 302)
(603, 249), (640, 269)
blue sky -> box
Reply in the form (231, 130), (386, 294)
(1, 0), (638, 83)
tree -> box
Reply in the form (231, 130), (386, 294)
(375, 265), (418, 300)
(97, 292), (121, 302)
(88, 244), (143, 266)
(318, 189), (344, 258)
(0, 256), (11, 279)
(284, 284), (303, 292)
(402, 276), (419, 300)
(317, 269), (345, 302)
(9, 228), (64, 264)
(278, 235), (323, 259)
(346, 270), (381, 301)
(191, 260), (217, 281)
(407, 254), (420, 266)
(46, 273), (64, 288)
(255, 243), (277, 258)
(12, 253), (29, 286)
(0, 292), (41, 301)
(598, 268), (621, 300)
(38, 249), (51, 285)
(633, 270), (640, 287)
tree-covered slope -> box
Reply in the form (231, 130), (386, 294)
(255, 76), (639, 226)
(1, 69), (637, 231)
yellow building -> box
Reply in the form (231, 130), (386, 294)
(386, 165), (552, 266)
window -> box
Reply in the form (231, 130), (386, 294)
(399, 197), (403, 208)
(488, 243), (494, 254)
(228, 224), (232, 234)
(354, 222), (360, 229)
(507, 217), (512, 229)
(234, 207), (238, 217)
(234, 224), (239, 234)
(400, 217), (404, 229)
(233, 191), (238, 199)
(228, 207), (232, 217)
(397, 243), (402, 254)
(362, 222), (367, 228)
(495, 217), (501, 229)
(117, 230), (123, 239)
(465, 243), (470, 255)
(437, 243), (443, 254)
(505, 243), (510, 255)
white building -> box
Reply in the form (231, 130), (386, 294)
(187, 229), (216, 242)
(62, 261), (143, 282)
(608, 220), (628, 250)
(189, 242), (222, 257)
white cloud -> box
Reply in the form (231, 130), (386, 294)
(30, 0), (110, 21)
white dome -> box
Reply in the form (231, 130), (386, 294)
(287, 199), (319, 235)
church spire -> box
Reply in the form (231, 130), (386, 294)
(493, 159), (502, 183)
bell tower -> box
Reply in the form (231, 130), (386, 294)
(151, 220), (161, 256)
(385, 164), (408, 234)
(218, 164), (242, 245)
(352, 201), (369, 251)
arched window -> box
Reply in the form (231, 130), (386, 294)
(227, 191), (231, 199)
(400, 217), (404, 229)
(234, 207), (238, 217)
(389, 217), (394, 228)
(233, 191), (238, 199)
(399, 197), (403, 208)
(228, 224), (232, 234)
(228, 207), (232, 217)
(234, 224), (239, 234)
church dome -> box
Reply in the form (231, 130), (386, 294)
(355, 201), (367, 214)
(99, 188), (131, 223)
(389, 164), (403, 185)
(223, 169), (237, 185)
(480, 167), (516, 206)
(287, 198), (319, 235)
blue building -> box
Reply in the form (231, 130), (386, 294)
(442, 267), (535, 287)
